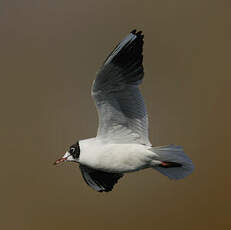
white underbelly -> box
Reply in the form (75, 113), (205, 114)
(79, 142), (152, 173)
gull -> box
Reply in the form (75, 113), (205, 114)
(54, 30), (194, 192)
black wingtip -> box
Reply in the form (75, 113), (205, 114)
(131, 29), (143, 37)
(137, 31), (142, 35)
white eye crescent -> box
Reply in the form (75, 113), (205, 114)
(70, 147), (75, 153)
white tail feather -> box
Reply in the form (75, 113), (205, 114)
(150, 145), (194, 180)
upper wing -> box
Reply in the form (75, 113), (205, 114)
(92, 30), (151, 145)
(79, 164), (123, 192)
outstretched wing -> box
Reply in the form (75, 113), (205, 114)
(79, 165), (123, 192)
(92, 30), (151, 145)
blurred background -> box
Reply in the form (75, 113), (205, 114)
(0, 0), (230, 229)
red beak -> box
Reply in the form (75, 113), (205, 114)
(53, 157), (67, 165)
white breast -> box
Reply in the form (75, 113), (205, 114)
(79, 138), (152, 173)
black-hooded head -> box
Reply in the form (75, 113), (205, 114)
(54, 141), (80, 165)
(69, 141), (80, 160)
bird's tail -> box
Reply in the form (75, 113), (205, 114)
(149, 145), (194, 180)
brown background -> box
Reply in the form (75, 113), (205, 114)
(0, 0), (230, 229)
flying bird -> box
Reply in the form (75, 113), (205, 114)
(54, 30), (194, 192)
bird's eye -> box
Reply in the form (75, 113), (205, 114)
(70, 147), (75, 154)
(69, 142), (80, 159)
